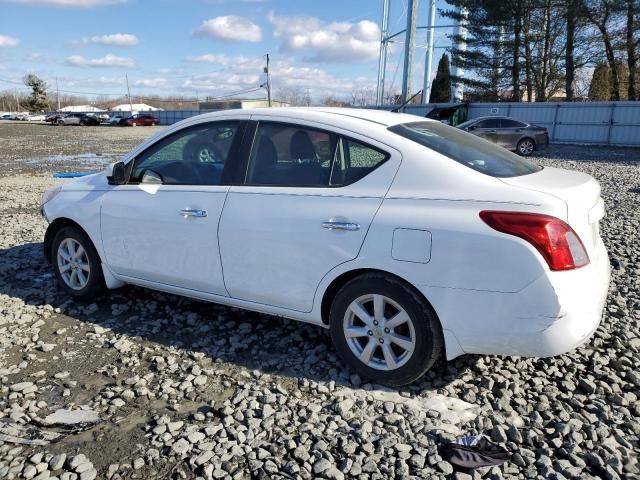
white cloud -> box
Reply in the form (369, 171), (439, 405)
(0, 35), (19, 47)
(185, 54), (263, 69)
(72, 33), (139, 47)
(134, 78), (167, 88)
(179, 53), (375, 99)
(66, 53), (135, 68)
(268, 12), (379, 63)
(1, 0), (126, 6)
(194, 15), (262, 43)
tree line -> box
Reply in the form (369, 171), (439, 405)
(443, 0), (639, 101)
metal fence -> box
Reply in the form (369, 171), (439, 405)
(374, 101), (640, 147)
(46, 102), (640, 147)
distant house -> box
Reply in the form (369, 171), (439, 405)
(199, 98), (290, 111)
(110, 103), (162, 112)
(59, 105), (107, 113)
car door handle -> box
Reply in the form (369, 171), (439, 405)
(180, 209), (207, 218)
(486, 130), (497, 133)
(322, 221), (360, 231)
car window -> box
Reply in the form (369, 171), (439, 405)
(388, 121), (542, 178)
(129, 121), (239, 186)
(330, 138), (389, 186)
(501, 119), (527, 128)
(245, 122), (337, 186)
(476, 118), (501, 129)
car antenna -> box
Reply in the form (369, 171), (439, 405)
(391, 89), (423, 113)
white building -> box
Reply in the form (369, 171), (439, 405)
(59, 105), (107, 113)
(110, 103), (162, 112)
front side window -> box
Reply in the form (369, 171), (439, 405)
(388, 121), (542, 178)
(130, 121), (239, 185)
(246, 123), (337, 186)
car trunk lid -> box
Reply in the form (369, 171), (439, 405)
(500, 167), (604, 259)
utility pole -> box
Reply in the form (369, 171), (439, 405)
(125, 73), (133, 113)
(401, 0), (419, 102)
(56, 77), (60, 111)
(422, 0), (436, 104)
(376, 0), (391, 105)
(265, 54), (272, 107)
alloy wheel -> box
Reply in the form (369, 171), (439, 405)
(519, 139), (534, 155)
(56, 238), (90, 290)
(343, 294), (416, 371)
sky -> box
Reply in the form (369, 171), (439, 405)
(0, 0), (453, 103)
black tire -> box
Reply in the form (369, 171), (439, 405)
(51, 226), (105, 299)
(516, 137), (536, 156)
(329, 273), (443, 386)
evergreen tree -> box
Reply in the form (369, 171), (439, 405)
(23, 74), (48, 112)
(588, 63), (610, 100)
(429, 54), (452, 103)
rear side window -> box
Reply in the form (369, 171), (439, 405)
(330, 138), (389, 186)
(388, 121), (542, 178)
(476, 118), (501, 128)
(245, 122), (389, 187)
(501, 119), (527, 128)
(246, 123), (336, 186)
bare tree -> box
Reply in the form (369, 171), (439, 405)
(583, 0), (622, 100)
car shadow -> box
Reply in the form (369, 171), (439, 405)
(0, 242), (474, 392)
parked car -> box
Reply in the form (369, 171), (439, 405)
(56, 113), (100, 126)
(40, 108), (609, 386)
(107, 115), (124, 125)
(0, 113), (16, 120)
(457, 116), (548, 156)
(15, 113), (30, 121)
(28, 113), (46, 121)
(119, 113), (159, 127)
(46, 113), (64, 124)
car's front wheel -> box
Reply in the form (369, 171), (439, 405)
(329, 273), (443, 386)
(51, 226), (104, 299)
(516, 138), (536, 156)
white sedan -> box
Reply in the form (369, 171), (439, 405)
(40, 108), (610, 386)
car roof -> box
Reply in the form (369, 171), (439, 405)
(195, 107), (430, 128)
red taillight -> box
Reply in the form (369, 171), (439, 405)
(479, 211), (589, 271)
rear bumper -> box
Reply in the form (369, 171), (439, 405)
(422, 239), (610, 359)
(536, 133), (549, 150)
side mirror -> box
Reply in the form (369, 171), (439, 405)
(107, 161), (127, 185)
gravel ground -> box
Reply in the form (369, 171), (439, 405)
(0, 123), (639, 480)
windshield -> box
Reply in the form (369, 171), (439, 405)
(388, 121), (542, 178)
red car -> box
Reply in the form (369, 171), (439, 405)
(119, 113), (159, 127)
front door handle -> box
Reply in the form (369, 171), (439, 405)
(180, 209), (207, 218)
(322, 221), (360, 231)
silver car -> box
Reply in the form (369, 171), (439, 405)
(457, 116), (549, 156)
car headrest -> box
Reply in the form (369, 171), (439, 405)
(255, 134), (278, 167)
(290, 130), (316, 161)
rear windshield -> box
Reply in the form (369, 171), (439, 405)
(388, 121), (542, 178)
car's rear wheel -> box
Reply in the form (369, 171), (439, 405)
(329, 273), (443, 386)
(51, 226), (104, 299)
(517, 138), (535, 156)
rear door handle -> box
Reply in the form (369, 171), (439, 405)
(180, 209), (207, 218)
(322, 221), (360, 231)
